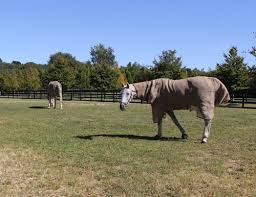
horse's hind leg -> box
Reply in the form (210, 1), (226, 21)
(167, 110), (188, 139)
(48, 97), (51, 108)
(59, 92), (63, 109)
(201, 119), (212, 143)
(155, 119), (163, 138)
(53, 97), (57, 109)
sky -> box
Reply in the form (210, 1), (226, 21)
(0, 0), (255, 69)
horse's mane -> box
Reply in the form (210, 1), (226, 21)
(133, 81), (152, 102)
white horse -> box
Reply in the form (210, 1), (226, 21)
(47, 81), (63, 109)
(120, 77), (230, 143)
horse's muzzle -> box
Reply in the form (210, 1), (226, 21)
(120, 103), (126, 111)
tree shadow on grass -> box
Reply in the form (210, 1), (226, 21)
(29, 106), (48, 109)
(74, 134), (186, 142)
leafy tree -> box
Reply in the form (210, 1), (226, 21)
(90, 64), (118, 90)
(12, 61), (21, 65)
(89, 44), (119, 90)
(114, 67), (127, 88)
(90, 44), (116, 66)
(250, 47), (256, 58)
(134, 67), (153, 82)
(123, 69), (133, 83)
(124, 62), (139, 83)
(48, 52), (78, 69)
(16, 68), (26, 90)
(45, 52), (77, 89)
(14, 63), (42, 90)
(185, 68), (208, 77)
(246, 33), (256, 90)
(75, 62), (92, 89)
(152, 50), (184, 79)
(45, 64), (75, 89)
(216, 47), (249, 92)
(0, 62), (43, 91)
(248, 66), (256, 90)
(24, 66), (42, 90)
(0, 69), (9, 90)
(4, 69), (20, 91)
(122, 62), (151, 83)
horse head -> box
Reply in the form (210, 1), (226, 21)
(120, 83), (136, 111)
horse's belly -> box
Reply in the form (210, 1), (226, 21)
(166, 95), (197, 110)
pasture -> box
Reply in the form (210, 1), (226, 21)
(0, 99), (255, 196)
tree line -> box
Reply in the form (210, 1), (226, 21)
(0, 43), (255, 93)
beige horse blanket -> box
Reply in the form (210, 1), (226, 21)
(47, 81), (63, 109)
(133, 76), (230, 123)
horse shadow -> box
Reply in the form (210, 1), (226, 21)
(74, 134), (186, 142)
(29, 106), (48, 109)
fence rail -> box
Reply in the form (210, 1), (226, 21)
(0, 89), (256, 108)
(230, 92), (256, 108)
(0, 89), (143, 103)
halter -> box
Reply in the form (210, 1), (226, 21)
(121, 88), (135, 106)
(127, 91), (133, 104)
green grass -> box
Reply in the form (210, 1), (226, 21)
(0, 99), (255, 196)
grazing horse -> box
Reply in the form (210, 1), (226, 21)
(47, 81), (63, 109)
(120, 76), (230, 143)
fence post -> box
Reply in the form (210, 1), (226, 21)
(70, 90), (73, 100)
(100, 91), (103, 102)
(242, 93), (245, 108)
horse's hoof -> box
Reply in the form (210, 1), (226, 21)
(154, 135), (161, 139)
(201, 139), (207, 143)
(182, 134), (188, 140)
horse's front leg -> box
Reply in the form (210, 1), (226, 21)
(167, 110), (188, 139)
(54, 97), (57, 109)
(155, 118), (163, 138)
(48, 97), (51, 108)
(201, 119), (212, 143)
(60, 94), (63, 110)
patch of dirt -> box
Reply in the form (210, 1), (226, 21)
(224, 159), (244, 173)
(0, 117), (11, 125)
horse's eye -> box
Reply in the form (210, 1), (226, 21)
(126, 93), (130, 96)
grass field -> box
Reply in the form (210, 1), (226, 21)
(0, 99), (255, 196)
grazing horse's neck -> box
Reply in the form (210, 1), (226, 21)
(133, 81), (151, 100)
(130, 84), (136, 94)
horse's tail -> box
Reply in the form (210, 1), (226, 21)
(212, 78), (230, 106)
(58, 83), (63, 109)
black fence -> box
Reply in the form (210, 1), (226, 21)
(0, 89), (256, 108)
(230, 91), (256, 108)
(0, 89), (143, 103)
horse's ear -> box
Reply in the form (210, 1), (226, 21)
(127, 83), (129, 88)
(148, 80), (160, 103)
